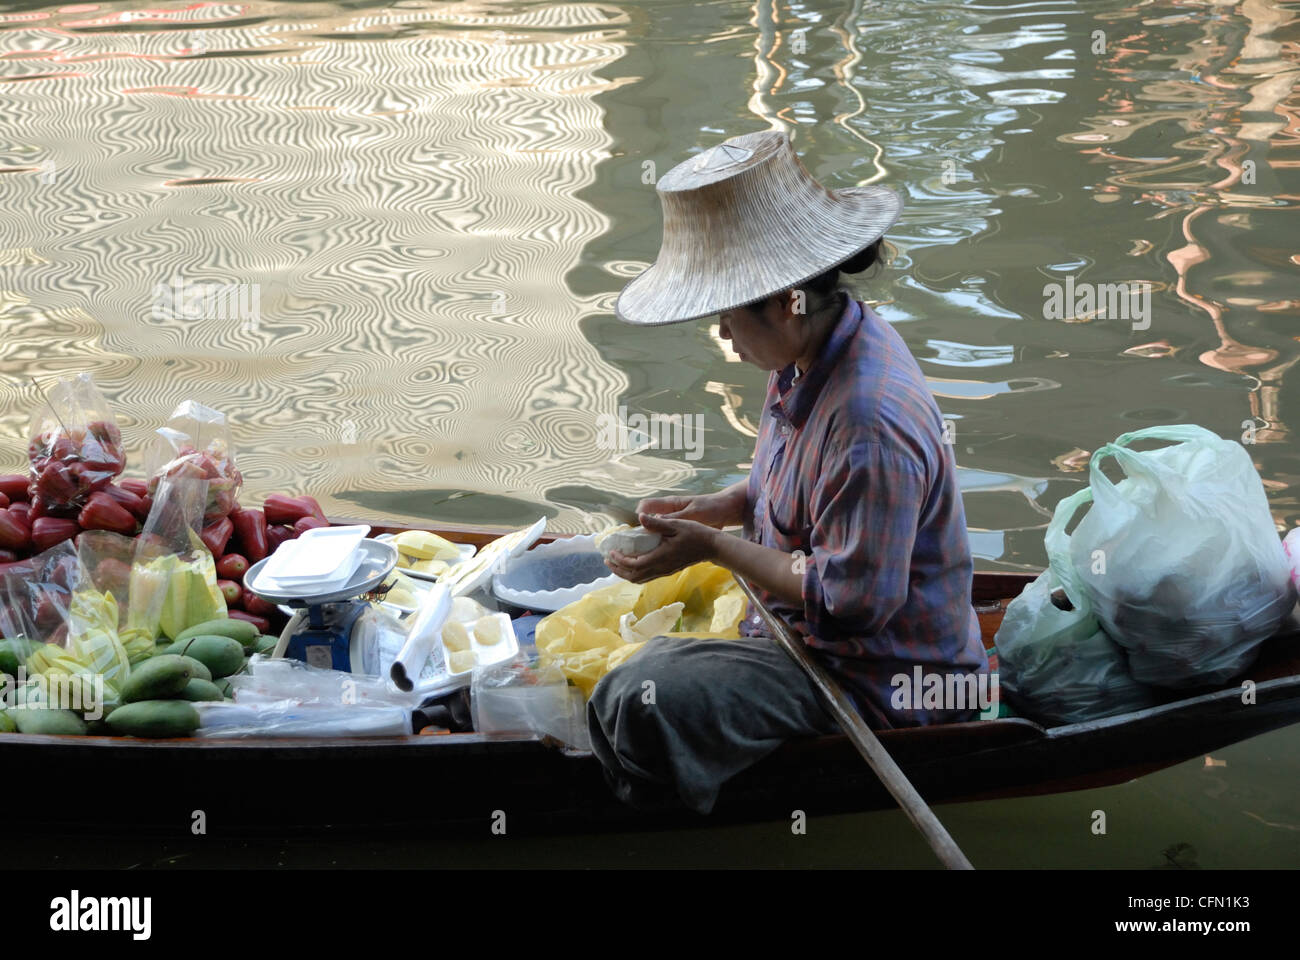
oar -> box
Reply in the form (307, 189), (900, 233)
(734, 575), (974, 870)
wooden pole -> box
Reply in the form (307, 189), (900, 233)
(735, 575), (974, 870)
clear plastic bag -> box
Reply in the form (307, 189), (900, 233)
(353, 608), (411, 679)
(0, 541), (127, 701)
(77, 531), (160, 664)
(0, 542), (81, 650)
(193, 699), (412, 738)
(994, 569), (1158, 724)
(26, 372), (126, 516)
(135, 477), (226, 640)
(144, 401), (242, 523)
(1051, 425), (1296, 688)
(137, 475), (208, 556)
(229, 654), (420, 708)
(64, 586), (130, 700)
(470, 651), (591, 750)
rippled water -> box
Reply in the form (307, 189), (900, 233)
(1, 0), (1297, 558)
(1, 0), (1298, 866)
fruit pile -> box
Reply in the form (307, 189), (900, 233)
(1, 384), (340, 631)
(146, 441), (241, 524)
(0, 472), (335, 635)
(27, 419), (126, 518)
(0, 618), (279, 737)
(0, 381), (359, 738)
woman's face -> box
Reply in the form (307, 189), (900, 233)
(718, 294), (802, 371)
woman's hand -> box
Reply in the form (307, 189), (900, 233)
(603, 512), (720, 583)
(634, 494), (695, 517)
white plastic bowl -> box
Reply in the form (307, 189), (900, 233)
(492, 533), (621, 613)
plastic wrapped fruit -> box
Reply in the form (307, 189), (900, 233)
(26, 374), (126, 513)
(145, 401), (243, 523)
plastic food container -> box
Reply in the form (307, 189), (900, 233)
(377, 575), (434, 615)
(248, 538), (396, 605)
(492, 533), (621, 613)
(259, 524), (371, 588)
(442, 612), (518, 679)
(374, 532), (475, 582)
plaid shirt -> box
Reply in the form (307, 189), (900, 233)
(740, 297), (989, 728)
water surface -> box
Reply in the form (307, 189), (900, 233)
(1, 0), (1298, 866)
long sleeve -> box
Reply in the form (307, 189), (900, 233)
(801, 438), (928, 637)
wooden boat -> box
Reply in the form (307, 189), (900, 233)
(5, 519), (1299, 836)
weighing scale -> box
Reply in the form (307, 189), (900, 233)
(244, 539), (400, 674)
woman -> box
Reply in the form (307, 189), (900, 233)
(589, 130), (989, 815)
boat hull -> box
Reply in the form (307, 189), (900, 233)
(8, 665), (1297, 836)
(4, 522), (1297, 835)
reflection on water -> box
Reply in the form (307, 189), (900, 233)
(0, 0), (1295, 557)
(0, 0), (1298, 864)
(0, 0), (694, 530)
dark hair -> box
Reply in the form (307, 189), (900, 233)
(741, 238), (883, 320)
(801, 238), (882, 310)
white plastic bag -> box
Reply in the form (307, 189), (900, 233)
(994, 561), (1157, 724)
(1050, 425), (1295, 688)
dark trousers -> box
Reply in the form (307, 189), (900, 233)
(585, 635), (840, 814)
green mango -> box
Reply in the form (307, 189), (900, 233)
(13, 708), (88, 736)
(119, 655), (193, 703)
(160, 635), (245, 679)
(0, 638), (34, 676)
(106, 700), (200, 738)
(179, 678), (223, 702)
(179, 655), (212, 682)
(175, 618), (258, 649)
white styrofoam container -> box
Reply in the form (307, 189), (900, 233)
(442, 612), (517, 678)
(260, 524), (371, 584)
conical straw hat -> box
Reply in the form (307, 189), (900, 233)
(615, 130), (902, 326)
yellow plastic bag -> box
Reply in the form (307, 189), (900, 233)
(535, 561), (746, 697)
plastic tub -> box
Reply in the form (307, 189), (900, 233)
(492, 533), (621, 613)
